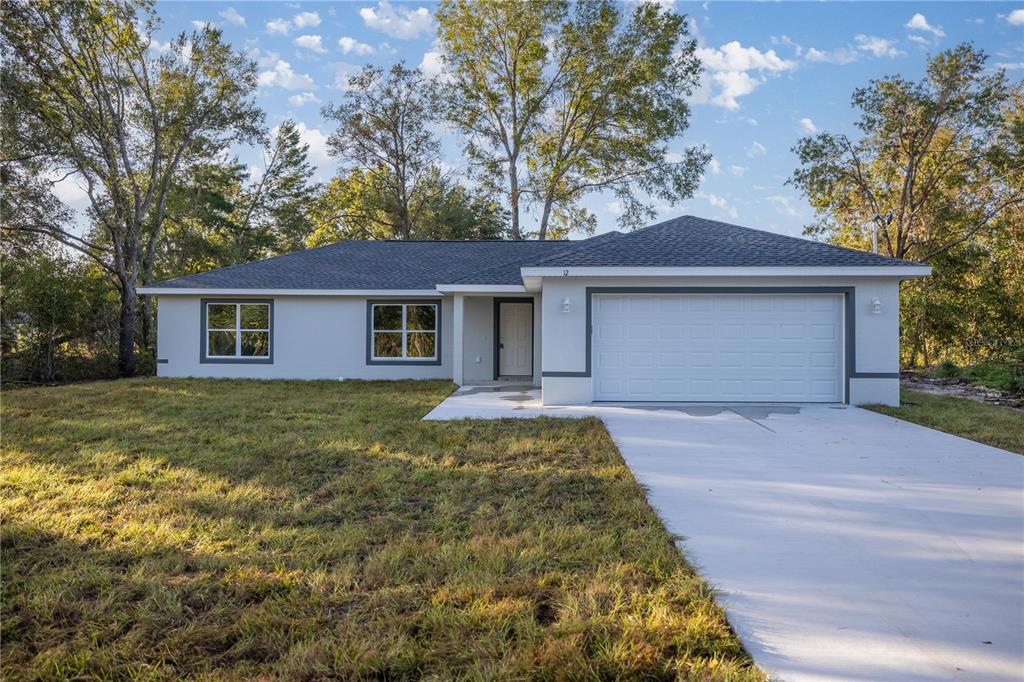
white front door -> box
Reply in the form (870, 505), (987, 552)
(592, 293), (843, 402)
(499, 302), (533, 376)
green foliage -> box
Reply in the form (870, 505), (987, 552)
(438, 0), (706, 238)
(789, 44), (1023, 366)
(307, 168), (509, 244)
(934, 359), (960, 379)
(531, 0), (707, 236)
(0, 247), (120, 384)
(323, 63), (441, 240)
(2, 379), (762, 679)
(1, 0), (263, 375)
(930, 358), (1024, 394)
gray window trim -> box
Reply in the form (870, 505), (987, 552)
(541, 286), (899, 405)
(200, 298), (274, 364)
(365, 299), (443, 366)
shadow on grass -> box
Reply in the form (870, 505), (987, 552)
(2, 378), (760, 680)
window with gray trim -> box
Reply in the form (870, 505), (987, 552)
(205, 302), (271, 359)
(370, 302), (437, 360)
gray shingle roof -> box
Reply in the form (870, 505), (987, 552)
(147, 215), (917, 291)
(149, 239), (574, 290)
(529, 215), (913, 268)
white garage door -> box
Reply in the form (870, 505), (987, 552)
(592, 293), (843, 402)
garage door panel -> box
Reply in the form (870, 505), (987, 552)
(593, 293), (843, 402)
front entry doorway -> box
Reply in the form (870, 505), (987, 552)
(495, 300), (533, 378)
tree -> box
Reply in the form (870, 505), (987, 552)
(790, 44), (1020, 261)
(323, 63), (443, 240)
(305, 170), (508, 244)
(437, 0), (707, 239)
(1, 0), (262, 376)
(436, 0), (566, 239)
(235, 120), (319, 254)
(530, 0), (706, 237)
(789, 44), (1023, 365)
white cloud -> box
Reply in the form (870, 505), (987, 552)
(191, 20), (215, 31)
(695, 41), (795, 110)
(267, 11), (320, 35)
(607, 201), (624, 216)
(728, 164), (746, 177)
(799, 117), (818, 134)
(148, 37), (174, 55)
(995, 62), (1024, 70)
(905, 13), (945, 38)
(360, 1), (433, 39)
(295, 35), (326, 54)
(292, 11), (321, 29)
(1004, 9), (1024, 26)
(266, 18), (290, 35)
(805, 46), (859, 65)
(339, 36), (375, 56)
(329, 62), (361, 91)
(698, 192), (738, 219)
(288, 91), (320, 107)
(697, 41), (794, 73)
(417, 41), (446, 78)
(907, 35), (930, 46)
(770, 34), (803, 57)
(258, 59), (316, 90)
(766, 195), (801, 218)
(746, 141), (767, 158)
(707, 157), (721, 175)
(854, 35), (904, 58)
(218, 7), (246, 27)
(48, 170), (90, 210)
(290, 121), (333, 176)
(968, 18), (985, 25)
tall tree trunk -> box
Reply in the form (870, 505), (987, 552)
(509, 159), (522, 240)
(538, 191), (554, 240)
(118, 284), (137, 377)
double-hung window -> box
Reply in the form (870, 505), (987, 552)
(203, 300), (272, 362)
(369, 301), (439, 363)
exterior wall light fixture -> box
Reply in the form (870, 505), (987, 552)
(870, 297), (882, 314)
(561, 297), (571, 313)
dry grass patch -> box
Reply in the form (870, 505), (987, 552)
(2, 378), (761, 679)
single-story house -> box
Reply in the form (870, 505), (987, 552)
(139, 215), (930, 406)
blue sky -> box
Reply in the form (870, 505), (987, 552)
(142, 2), (1024, 238)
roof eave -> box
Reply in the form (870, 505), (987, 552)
(136, 287), (443, 296)
(519, 265), (932, 279)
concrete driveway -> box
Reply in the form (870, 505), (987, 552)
(425, 388), (1024, 681)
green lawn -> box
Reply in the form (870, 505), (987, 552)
(1, 378), (760, 680)
(865, 388), (1024, 455)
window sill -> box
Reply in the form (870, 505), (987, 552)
(366, 358), (442, 366)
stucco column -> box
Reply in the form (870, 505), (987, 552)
(452, 294), (464, 385)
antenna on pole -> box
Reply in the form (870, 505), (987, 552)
(870, 212), (893, 255)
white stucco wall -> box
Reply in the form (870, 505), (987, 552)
(459, 294), (543, 384)
(539, 276), (904, 406)
(462, 296), (493, 382)
(155, 295), (453, 380)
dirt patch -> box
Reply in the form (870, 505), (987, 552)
(901, 372), (1024, 410)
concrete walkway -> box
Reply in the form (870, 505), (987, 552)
(425, 387), (1024, 681)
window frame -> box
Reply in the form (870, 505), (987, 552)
(365, 299), (442, 365)
(200, 298), (274, 364)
